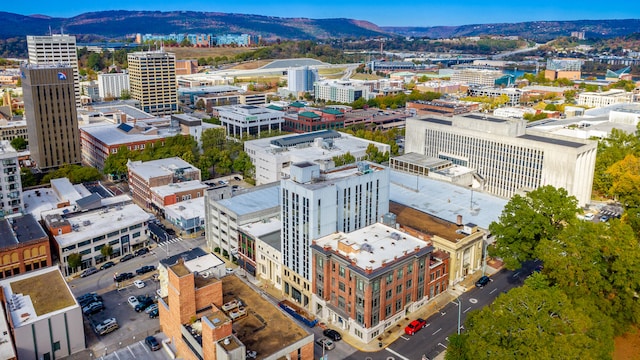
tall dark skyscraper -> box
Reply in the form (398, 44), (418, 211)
(21, 64), (82, 170)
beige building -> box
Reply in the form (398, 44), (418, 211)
(128, 51), (178, 115)
(577, 89), (634, 108)
(21, 64), (82, 170)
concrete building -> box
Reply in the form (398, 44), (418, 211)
(127, 157), (201, 209)
(407, 100), (479, 117)
(314, 80), (370, 103)
(0, 141), (22, 217)
(0, 266), (85, 359)
(450, 68), (504, 87)
(164, 197), (205, 235)
(0, 118), (28, 143)
(405, 113), (598, 205)
(280, 162), (390, 309)
(493, 106), (536, 119)
(81, 81), (100, 102)
(0, 214), (51, 279)
(27, 35), (81, 107)
(205, 182), (280, 257)
(157, 253), (313, 360)
(21, 64), (82, 170)
(466, 86), (524, 106)
(97, 72), (130, 100)
(43, 195), (150, 275)
(244, 130), (391, 185)
(287, 66), (319, 93)
(577, 89), (634, 108)
(216, 105), (284, 137)
(311, 222), (450, 343)
(237, 217), (281, 277)
(545, 58), (582, 81)
(127, 51), (178, 115)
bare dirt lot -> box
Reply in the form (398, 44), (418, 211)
(169, 47), (256, 60)
(614, 326), (640, 360)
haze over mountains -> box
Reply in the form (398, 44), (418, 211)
(1, 10), (640, 42)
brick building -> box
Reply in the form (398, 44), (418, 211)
(311, 222), (449, 343)
(0, 214), (51, 279)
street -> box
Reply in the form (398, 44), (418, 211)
(341, 261), (539, 360)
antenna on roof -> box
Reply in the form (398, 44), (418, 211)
(48, 26), (52, 36)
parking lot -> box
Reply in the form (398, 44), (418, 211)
(81, 274), (164, 356)
(95, 337), (171, 360)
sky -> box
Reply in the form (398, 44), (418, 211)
(6, 0), (640, 27)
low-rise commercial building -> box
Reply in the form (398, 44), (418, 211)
(577, 89), (634, 108)
(0, 214), (51, 279)
(0, 141), (22, 217)
(0, 267), (85, 359)
(314, 80), (370, 103)
(216, 105), (284, 137)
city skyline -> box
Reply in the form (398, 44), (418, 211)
(5, 0), (639, 27)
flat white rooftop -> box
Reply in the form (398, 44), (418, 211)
(315, 223), (428, 271)
(215, 183), (280, 216)
(152, 180), (208, 197)
(166, 197), (205, 220)
(80, 123), (165, 146)
(184, 253), (225, 274)
(54, 203), (151, 247)
(240, 217), (281, 238)
(128, 157), (198, 181)
(389, 170), (507, 229)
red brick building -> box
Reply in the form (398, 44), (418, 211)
(311, 223), (449, 343)
(0, 214), (52, 279)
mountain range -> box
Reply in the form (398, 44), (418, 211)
(1, 11), (640, 42)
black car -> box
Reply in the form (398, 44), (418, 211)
(135, 296), (154, 312)
(82, 301), (105, 315)
(323, 329), (342, 341)
(100, 261), (115, 270)
(136, 265), (156, 275)
(233, 176), (241, 181)
(78, 295), (102, 307)
(145, 335), (161, 351)
(475, 275), (491, 287)
(114, 272), (134, 282)
(148, 308), (159, 318)
(134, 248), (149, 256)
(120, 254), (134, 263)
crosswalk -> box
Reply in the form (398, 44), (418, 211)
(157, 237), (183, 246)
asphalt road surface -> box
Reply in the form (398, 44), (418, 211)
(343, 261), (540, 360)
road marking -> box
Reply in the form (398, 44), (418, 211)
(490, 288), (497, 294)
(469, 298), (478, 304)
(452, 301), (459, 306)
(438, 342), (448, 349)
(440, 311), (446, 316)
(385, 347), (410, 360)
(513, 272), (520, 278)
(432, 328), (442, 335)
(400, 335), (410, 340)
(425, 323), (431, 328)
(463, 307), (472, 313)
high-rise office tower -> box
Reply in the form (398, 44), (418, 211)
(280, 162), (389, 307)
(287, 66), (318, 93)
(27, 35), (81, 108)
(22, 64), (82, 170)
(0, 141), (22, 217)
(127, 51), (177, 115)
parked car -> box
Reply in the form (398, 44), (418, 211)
(404, 318), (427, 335)
(323, 329), (342, 341)
(95, 318), (119, 335)
(120, 254), (134, 262)
(584, 213), (595, 221)
(600, 215), (609, 222)
(79, 295), (102, 307)
(315, 337), (335, 350)
(133, 280), (146, 288)
(127, 296), (139, 308)
(145, 304), (158, 314)
(475, 275), (491, 287)
(148, 308), (159, 319)
(233, 176), (241, 181)
(80, 267), (98, 278)
(136, 265), (156, 275)
(114, 272), (134, 282)
(82, 302), (104, 315)
(100, 261), (115, 270)
(134, 248), (149, 256)
(135, 296), (154, 312)
(145, 336), (161, 351)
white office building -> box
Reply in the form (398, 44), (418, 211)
(244, 130), (391, 185)
(0, 141), (22, 217)
(44, 195), (151, 275)
(27, 34), (81, 107)
(287, 66), (318, 93)
(451, 68), (504, 87)
(314, 80), (370, 103)
(98, 72), (130, 100)
(577, 89), (634, 108)
(216, 104), (284, 137)
(205, 183), (280, 257)
(405, 113), (598, 205)
(281, 162), (389, 283)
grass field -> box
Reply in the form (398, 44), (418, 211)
(351, 73), (384, 80)
(169, 47), (257, 59)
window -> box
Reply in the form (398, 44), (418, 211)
(338, 296), (345, 308)
(396, 284), (402, 294)
(53, 341), (60, 351)
(356, 278), (364, 292)
(385, 305), (392, 317)
(397, 268), (404, 279)
(386, 289), (392, 299)
(407, 263), (413, 274)
(386, 273), (393, 285)
(339, 282), (346, 292)
(406, 279), (412, 289)
(396, 299), (402, 311)
(339, 265), (345, 277)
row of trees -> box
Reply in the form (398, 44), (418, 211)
(447, 185), (640, 358)
(347, 90), (441, 110)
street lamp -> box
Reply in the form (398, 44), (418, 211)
(455, 297), (462, 335)
(164, 232), (170, 258)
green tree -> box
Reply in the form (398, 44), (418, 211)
(605, 153), (640, 207)
(195, 98), (205, 110)
(20, 167), (37, 188)
(10, 137), (27, 151)
(461, 285), (613, 360)
(489, 186), (579, 269)
(120, 89), (131, 100)
(592, 128), (640, 197)
(67, 253), (83, 272)
(42, 164), (102, 184)
(100, 244), (113, 259)
(537, 220), (640, 334)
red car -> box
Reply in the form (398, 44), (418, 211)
(404, 318), (427, 335)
